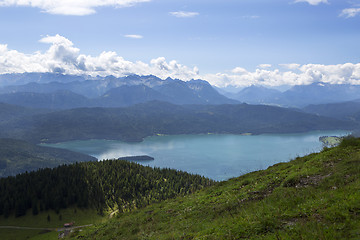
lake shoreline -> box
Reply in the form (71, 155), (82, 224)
(40, 130), (350, 145)
(41, 130), (350, 181)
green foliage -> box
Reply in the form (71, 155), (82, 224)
(0, 138), (96, 177)
(0, 159), (214, 218)
(73, 138), (360, 240)
(339, 136), (360, 148)
(319, 136), (342, 147)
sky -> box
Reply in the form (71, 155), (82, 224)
(0, 0), (360, 88)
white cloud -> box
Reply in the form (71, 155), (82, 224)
(0, 35), (199, 80)
(124, 35), (144, 39)
(0, 0), (151, 16)
(279, 63), (300, 70)
(258, 64), (272, 69)
(231, 67), (248, 74)
(169, 11), (199, 18)
(1, 35), (360, 88)
(39, 35), (74, 46)
(205, 63), (360, 88)
(340, 8), (360, 18)
(294, 0), (328, 5)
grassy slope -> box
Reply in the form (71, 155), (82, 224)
(71, 138), (360, 239)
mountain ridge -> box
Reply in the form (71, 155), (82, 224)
(0, 101), (354, 144)
(0, 138), (96, 177)
(226, 82), (360, 107)
(3, 73), (360, 109)
(0, 74), (238, 108)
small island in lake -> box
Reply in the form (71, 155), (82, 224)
(118, 155), (155, 161)
(319, 136), (342, 147)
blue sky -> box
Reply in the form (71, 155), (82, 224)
(0, 0), (359, 88)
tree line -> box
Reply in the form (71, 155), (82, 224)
(0, 159), (215, 218)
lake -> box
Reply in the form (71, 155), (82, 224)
(43, 130), (349, 181)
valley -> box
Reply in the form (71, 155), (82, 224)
(0, 73), (359, 240)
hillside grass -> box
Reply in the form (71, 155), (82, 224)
(70, 138), (360, 239)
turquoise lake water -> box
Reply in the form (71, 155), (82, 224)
(43, 130), (349, 181)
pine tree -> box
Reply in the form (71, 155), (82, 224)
(32, 201), (38, 216)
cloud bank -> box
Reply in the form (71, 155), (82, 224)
(0, 0), (150, 15)
(206, 63), (360, 88)
(0, 35), (360, 88)
(0, 35), (199, 80)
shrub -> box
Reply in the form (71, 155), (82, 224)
(339, 137), (360, 148)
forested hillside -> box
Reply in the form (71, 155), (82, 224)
(0, 102), (49, 124)
(0, 90), (89, 109)
(303, 100), (360, 121)
(1, 101), (355, 143)
(0, 160), (214, 218)
(0, 138), (96, 177)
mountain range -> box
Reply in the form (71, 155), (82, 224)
(0, 101), (355, 144)
(0, 73), (237, 109)
(302, 100), (360, 121)
(1, 73), (360, 109)
(0, 73), (359, 144)
(226, 82), (360, 107)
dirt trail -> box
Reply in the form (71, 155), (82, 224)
(0, 224), (93, 231)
